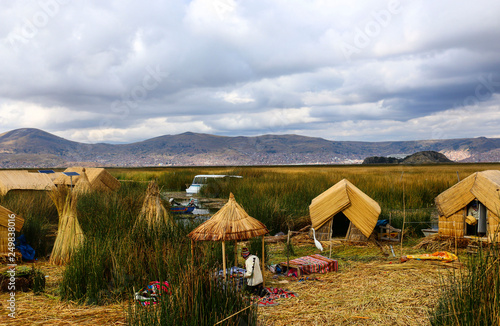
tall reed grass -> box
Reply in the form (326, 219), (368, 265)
(430, 241), (500, 325)
(108, 164), (498, 234)
(0, 190), (56, 258)
(128, 269), (257, 326)
(59, 182), (257, 324)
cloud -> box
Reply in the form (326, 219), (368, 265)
(0, 0), (499, 143)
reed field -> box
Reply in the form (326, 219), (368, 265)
(1, 163), (500, 325)
(111, 163), (500, 233)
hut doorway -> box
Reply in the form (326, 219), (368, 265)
(331, 211), (351, 238)
(465, 200), (487, 236)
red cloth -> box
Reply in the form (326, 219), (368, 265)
(280, 254), (338, 275)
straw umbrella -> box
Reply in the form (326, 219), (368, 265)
(188, 193), (269, 282)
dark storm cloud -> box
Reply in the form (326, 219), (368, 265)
(0, 0), (499, 143)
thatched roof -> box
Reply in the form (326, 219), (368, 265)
(73, 168), (92, 194)
(309, 179), (381, 238)
(188, 193), (268, 241)
(0, 170), (54, 196)
(53, 167), (120, 192)
(435, 170), (500, 217)
(0, 204), (23, 230)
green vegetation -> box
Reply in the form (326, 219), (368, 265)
(108, 164), (500, 234)
(54, 182), (257, 324)
(431, 242), (500, 325)
(0, 190), (56, 258)
(4, 164), (500, 324)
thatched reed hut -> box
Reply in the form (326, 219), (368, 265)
(435, 170), (500, 241)
(0, 205), (24, 254)
(54, 167), (120, 192)
(309, 179), (381, 241)
(0, 170), (54, 196)
(188, 193), (269, 280)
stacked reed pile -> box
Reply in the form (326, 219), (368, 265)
(73, 168), (92, 195)
(49, 186), (84, 265)
(135, 180), (172, 229)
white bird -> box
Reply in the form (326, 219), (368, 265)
(311, 228), (323, 251)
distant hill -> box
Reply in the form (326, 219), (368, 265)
(363, 151), (453, 164)
(0, 128), (499, 168)
(402, 151), (453, 164)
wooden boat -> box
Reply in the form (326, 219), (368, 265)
(170, 205), (195, 214)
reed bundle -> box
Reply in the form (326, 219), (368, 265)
(49, 186), (84, 265)
(135, 180), (172, 229)
(73, 168), (92, 194)
(413, 234), (470, 251)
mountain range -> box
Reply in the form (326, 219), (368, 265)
(1, 128), (500, 168)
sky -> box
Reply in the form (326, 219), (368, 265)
(1, 0), (500, 144)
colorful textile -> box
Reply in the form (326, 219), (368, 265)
(257, 287), (298, 307)
(280, 254), (338, 275)
(218, 266), (246, 276)
(402, 251), (458, 263)
(134, 281), (171, 307)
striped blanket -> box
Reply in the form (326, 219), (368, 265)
(280, 254), (338, 275)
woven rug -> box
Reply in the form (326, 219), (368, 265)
(280, 254), (338, 275)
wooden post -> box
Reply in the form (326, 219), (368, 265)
(262, 235), (265, 287)
(454, 220), (458, 255)
(287, 229), (290, 270)
(234, 240), (238, 268)
(222, 241), (226, 281)
(191, 239), (194, 266)
(400, 171), (406, 257)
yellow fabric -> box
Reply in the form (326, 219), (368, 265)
(405, 251), (458, 262)
(465, 215), (477, 225)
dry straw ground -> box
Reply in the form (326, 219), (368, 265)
(1, 241), (452, 326)
(0, 263), (125, 325)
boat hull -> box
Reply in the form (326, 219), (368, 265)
(171, 206), (195, 214)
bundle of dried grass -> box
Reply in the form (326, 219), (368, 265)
(413, 234), (470, 251)
(49, 186), (84, 265)
(73, 168), (92, 194)
(135, 180), (172, 229)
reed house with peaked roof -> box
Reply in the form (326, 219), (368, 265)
(0, 170), (54, 196)
(309, 179), (381, 241)
(435, 170), (500, 242)
(53, 167), (121, 192)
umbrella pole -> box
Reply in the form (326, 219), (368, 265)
(234, 240), (238, 267)
(262, 236), (265, 288)
(222, 241), (227, 281)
